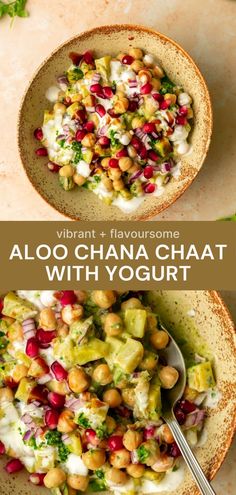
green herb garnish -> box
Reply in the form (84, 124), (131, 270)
(58, 442), (70, 462)
(219, 213), (236, 221)
(93, 175), (102, 183)
(109, 129), (120, 148)
(76, 412), (91, 428)
(45, 430), (62, 446)
(71, 140), (82, 164)
(137, 444), (150, 463)
(160, 75), (174, 95)
(0, 0), (28, 20)
(96, 423), (108, 439)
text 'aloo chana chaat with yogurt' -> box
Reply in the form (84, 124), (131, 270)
(0, 290), (216, 494)
(34, 48), (194, 213)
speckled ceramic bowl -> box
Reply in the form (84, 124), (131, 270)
(0, 290), (235, 495)
(18, 24), (212, 221)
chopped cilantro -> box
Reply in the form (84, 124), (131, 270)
(160, 75), (174, 95)
(76, 412), (91, 428)
(27, 436), (37, 449)
(172, 465), (179, 472)
(109, 129), (120, 148)
(58, 139), (66, 148)
(68, 67), (83, 82)
(96, 423), (108, 439)
(95, 469), (105, 480)
(0, 0), (28, 20)
(93, 175), (101, 183)
(58, 442), (70, 462)
(89, 470), (106, 492)
(71, 140), (82, 164)
(137, 444), (150, 463)
(45, 430), (62, 446)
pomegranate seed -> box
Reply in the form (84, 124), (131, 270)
(95, 104), (106, 117)
(139, 145), (148, 159)
(36, 329), (56, 346)
(75, 129), (87, 142)
(45, 409), (59, 429)
(84, 121), (95, 132)
(85, 429), (99, 446)
(76, 109), (87, 123)
(143, 122), (156, 134)
(48, 161), (60, 173)
(103, 86), (114, 99)
(90, 83), (103, 94)
(144, 182), (156, 193)
(178, 400), (197, 414)
(168, 442), (181, 458)
(152, 93), (163, 102)
(35, 147), (48, 157)
(176, 115), (187, 125)
(108, 108), (119, 118)
(143, 426), (155, 440)
(116, 148), (128, 158)
(148, 150), (159, 162)
(29, 473), (46, 486)
(29, 385), (49, 405)
(51, 361), (68, 381)
(83, 51), (94, 65)
(128, 100), (139, 112)
(5, 459), (24, 474)
(144, 166), (154, 179)
(179, 106), (188, 116)
(109, 158), (119, 168)
(98, 136), (110, 147)
(160, 100), (170, 110)
(140, 83), (153, 95)
(131, 136), (142, 151)
(26, 338), (39, 358)
(34, 127), (43, 141)
(60, 290), (77, 306)
(48, 391), (65, 409)
(174, 408), (186, 425)
(108, 435), (124, 451)
(122, 55), (134, 65)
(0, 440), (6, 455)
(69, 52), (83, 66)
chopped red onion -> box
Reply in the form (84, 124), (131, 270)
(91, 73), (101, 84)
(22, 319), (36, 334)
(184, 409), (205, 429)
(160, 162), (171, 174)
(65, 397), (85, 410)
(21, 414), (34, 425)
(129, 80), (138, 88)
(56, 134), (66, 142)
(129, 170), (143, 183)
(97, 125), (109, 136)
(151, 132), (159, 139)
(23, 430), (34, 442)
(131, 450), (139, 464)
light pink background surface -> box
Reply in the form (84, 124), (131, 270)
(0, 0), (235, 220)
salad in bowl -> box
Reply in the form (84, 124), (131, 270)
(0, 290), (217, 495)
(34, 48), (193, 214)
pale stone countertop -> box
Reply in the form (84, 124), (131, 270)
(0, 0), (236, 220)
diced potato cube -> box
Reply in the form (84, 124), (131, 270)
(114, 338), (144, 373)
(15, 377), (36, 403)
(2, 292), (37, 322)
(74, 338), (110, 365)
(124, 309), (147, 338)
(187, 361), (216, 392)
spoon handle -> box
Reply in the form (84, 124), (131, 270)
(166, 417), (216, 495)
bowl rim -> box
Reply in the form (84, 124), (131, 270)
(17, 23), (213, 221)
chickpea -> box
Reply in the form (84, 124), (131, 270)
(152, 454), (174, 473)
(81, 133), (96, 148)
(131, 60), (144, 72)
(121, 388), (135, 408)
(61, 304), (83, 325)
(131, 117), (145, 129)
(0, 387), (14, 402)
(150, 330), (169, 350)
(39, 308), (57, 331)
(57, 322), (69, 338)
(110, 448), (130, 469)
(123, 430), (143, 451)
(139, 352), (158, 371)
(121, 298), (143, 311)
(54, 102), (67, 114)
(82, 449), (106, 470)
(104, 313), (123, 336)
(129, 47), (143, 59)
(118, 157), (133, 172)
(67, 475), (89, 491)
(117, 53), (126, 61)
(73, 173), (87, 186)
(158, 366), (179, 389)
(114, 98), (129, 114)
(147, 314), (157, 332)
(164, 93), (176, 104)
(151, 78), (161, 91)
(12, 364), (29, 383)
(114, 424), (126, 436)
(102, 176), (113, 192)
(138, 69), (152, 84)
(153, 65), (164, 78)
(108, 168), (122, 180)
(68, 367), (90, 393)
(106, 415), (116, 434)
(92, 291), (116, 309)
(44, 468), (66, 489)
(47, 379), (68, 395)
(126, 463), (145, 478)
(101, 157), (110, 169)
(59, 165), (74, 178)
(93, 364), (113, 385)
(103, 389), (122, 408)
(127, 145), (137, 158)
(113, 179), (125, 191)
(160, 424), (174, 444)
(57, 409), (76, 433)
(106, 467), (128, 485)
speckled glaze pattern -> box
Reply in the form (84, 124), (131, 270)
(0, 291), (235, 495)
(18, 24), (212, 221)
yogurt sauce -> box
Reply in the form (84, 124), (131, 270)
(142, 463), (185, 493)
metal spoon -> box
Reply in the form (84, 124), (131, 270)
(159, 324), (216, 495)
